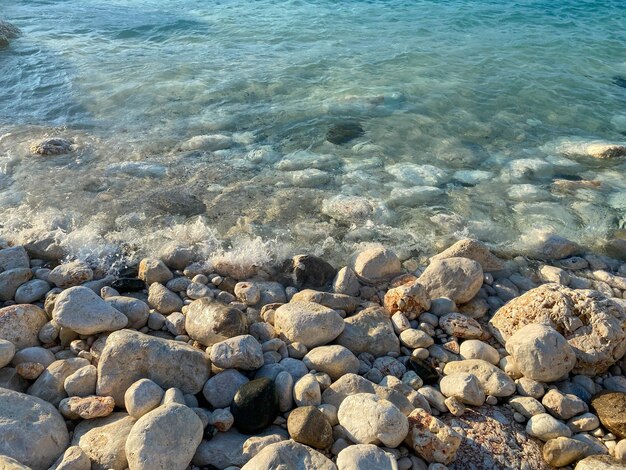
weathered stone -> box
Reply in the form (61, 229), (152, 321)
(28, 357), (90, 406)
(72, 412), (136, 470)
(303, 345), (359, 380)
(274, 301), (344, 348)
(335, 307), (399, 356)
(526, 413), (572, 441)
(210, 334), (264, 370)
(0, 304), (47, 349)
(405, 408), (461, 464)
(105, 296), (150, 329)
(60, 395), (115, 420)
(0, 268), (32, 301)
(292, 289), (360, 313)
(418, 257), (483, 304)
(338, 393), (409, 447)
(591, 391), (626, 439)
(138, 258), (173, 285)
(350, 247), (402, 284)
(542, 388), (587, 420)
(52, 286), (128, 335)
(64, 365), (98, 397)
(49, 446), (91, 470)
(15, 279), (51, 303)
(543, 436), (593, 467)
(384, 280), (430, 319)
(0, 388), (69, 470)
(147, 282), (183, 315)
(125, 403), (203, 470)
(231, 378), (279, 434)
(443, 359), (515, 397)
(203, 369), (249, 408)
(431, 239), (505, 272)
(575, 455), (626, 470)
(185, 298), (247, 347)
(0, 246), (29, 271)
(287, 405), (333, 449)
(439, 373), (485, 407)
(241, 440), (337, 470)
(439, 313), (483, 339)
(96, 329), (210, 406)
(48, 261), (93, 288)
(333, 266), (361, 296)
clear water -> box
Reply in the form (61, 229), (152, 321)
(1, 0), (626, 267)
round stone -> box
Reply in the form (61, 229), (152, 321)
(231, 378), (279, 434)
(287, 406), (333, 449)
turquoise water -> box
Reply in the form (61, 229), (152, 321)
(1, 0), (626, 266)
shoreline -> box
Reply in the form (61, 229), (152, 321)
(1, 236), (626, 469)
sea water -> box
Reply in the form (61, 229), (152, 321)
(1, 0), (626, 267)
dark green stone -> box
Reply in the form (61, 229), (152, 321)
(326, 121), (365, 145)
(408, 357), (440, 385)
(231, 378), (279, 435)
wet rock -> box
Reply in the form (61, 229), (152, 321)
(111, 277), (145, 292)
(284, 255), (336, 288)
(0, 245), (29, 271)
(0, 267), (32, 300)
(147, 282), (183, 314)
(146, 189), (207, 217)
(405, 408), (461, 464)
(287, 405), (333, 449)
(59, 395), (115, 420)
(241, 440), (337, 470)
(185, 298), (247, 347)
(442, 405), (551, 470)
(48, 261), (93, 288)
(96, 329), (210, 406)
(125, 403), (203, 470)
(338, 393), (409, 447)
(203, 369), (249, 408)
(0, 388), (69, 469)
(326, 121), (365, 145)
(506, 323), (576, 382)
(274, 301), (344, 348)
(418, 257), (483, 304)
(28, 357), (90, 406)
(30, 137), (73, 155)
(489, 284), (626, 375)
(591, 391), (626, 439)
(72, 412), (136, 470)
(53, 286), (128, 335)
(210, 334), (264, 370)
(335, 306), (399, 356)
(231, 377), (279, 434)
(350, 247), (402, 284)
(431, 239), (505, 272)
(160, 244), (196, 271)
(443, 359), (515, 397)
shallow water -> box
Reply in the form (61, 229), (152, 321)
(1, 0), (626, 267)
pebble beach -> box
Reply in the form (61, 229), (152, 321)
(2, 234), (626, 470)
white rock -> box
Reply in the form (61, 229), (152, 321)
(293, 374), (322, 407)
(337, 444), (398, 470)
(506, 324), (576, 382)
(459, 340), (500, 365)
(138, 258), (173, 285)
(210, 335), (264, 370)
(147, 283), (183, 315)
(203, 369), (249, 408)
(64, 365), (98, 397)
(125, 378), (165, 418)
(350, 247), (402, 283)
(418, 257), (483, 304)
(303, 345), (359, 380)
(338, 393), (409, 447)
(526, 413), (573, 441)
(0, 338), (15, 368)
(274, 301), (344, 348)
(439, 373), (485, 406)
(333, 267), (361, 296)
(241, 440), (336, 470)
(443, 359), (515, 397)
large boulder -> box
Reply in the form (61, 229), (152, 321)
(52, 286), (128, 335)
(335, 307), (400, 356)
(591, 391), (626, 439)
(418, 257), (483, 304)
(490, 284), (626, 375)
(0, 304), (48, 349)
(336, 444), (397, 470)
(0, 388), (69, 470)
(274, 301), (344, 348)
(240, 440), (337, 470)
(96, 329), (210, 406)
(185, 298), (247, 347)
(72, 412), (136, 470)
(125, 404), (203, 470)
(442, 405), (551, 470)
(430, 239), (505, 272)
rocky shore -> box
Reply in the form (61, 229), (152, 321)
(1, 236), (626, 470)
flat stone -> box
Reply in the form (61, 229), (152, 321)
(53, 286), (128, 335)
(287, 405), (333, 449)
(335, 306), (399, 356)
(439, 313), (484, 339)
(125, 403), (203, 470)
(443, 359), (515, 397)
(96, 329), (210, 406)
(336, 444), (397, 470)
(291, 289), (360, 313)
(0, 388), (69, 470)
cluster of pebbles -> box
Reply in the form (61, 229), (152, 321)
(2, 237), (626, 470)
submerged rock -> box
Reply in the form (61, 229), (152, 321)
(30, 138), (72, 155)
(326, 121), (365, 145)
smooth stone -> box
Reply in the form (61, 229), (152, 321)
(285, 255), (336, 289)
(124, 378), (165, 418)
(0, 338), (15, 368)
(542, 388), (587, 420)
(338, 393), (409, 447)
(543, 436), (593, 467)
(489, 284), (626, 375)
(59, 395), (115, 420)
(418, 257), (483, 304)
(333, 267), (361, 296)
(526, 413), (572, 441)
(147, 283), (183, 314)
(439, 373), (485, 406)
(49, 446), (91, 470)
(184, 297), (247, 347)
(28, 357), (91, 406)
(335, 306), (400, 356)
(274, 301), (344, 348)
(506, 324), (576, 382)
(52, 286), (128, 335)
(240, 440), (337, 470)
(591, 391), (626, 439)
(459, 340), (499, 365)
(96, 329), (210, 406)
(105, 296), (150, 329)
(291, 289), (360, 313)
(203, 369), (249, 408)
(0, 246), (29, 271)
(0, 455), (31, 470)
(138, 258), (173, 285)
(64, 365), (98, 397)
(431, 239), (505, 272)
(275, 370), (294, 412)
(287, 405), (333, 449)
(231, 378), (279, 434)
(210, 334), (264, 370)
(405, 408), (461, 465)
(48, 261), (93, 288)
(125, 403), (203, 470)
(336, 444), (398, 470)
(0, 388), (70, 470)
(350, 247), (402, 283)
(72, 412), (136, 470)
(443, 359), (515, 397)
(0, 304), (48, 349)
(294, 374), (322, 407)
(14, 279), (50, 303)
(0, 268), (33, 301)
(575, 455), (626, 470)
(303, 345), (359, 380)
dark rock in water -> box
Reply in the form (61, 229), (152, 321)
(0, 20), (21, 47)
(591, 391), (626, 439)
(231, 377), (279, 435)
(111, 278), (145, 293)
(408, 357), (440, 385)
(283, 255), (336, 289)
(30, 138), (73, 156)
(326, 121), (365, 145)
(613, 76), (626, 89)
(148, 189), (206, 217)
(118, 266), (139, 278)
(556, 380), (592, 403)
(552, 173), (583, 182)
